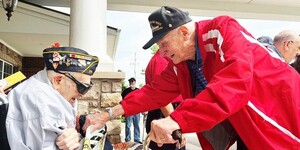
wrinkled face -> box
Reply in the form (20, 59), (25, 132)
(57, 72), (91, 106)
(157, 28), (195, 64)
(284, 38), (300, 63)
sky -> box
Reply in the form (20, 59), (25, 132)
(48, 7), (300, 86)
(107, 11), (153, 86)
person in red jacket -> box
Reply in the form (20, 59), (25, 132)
(145, 49), (186, 150)
(88, 6), (300, 149)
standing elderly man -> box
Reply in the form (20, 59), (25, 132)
(6, 46), (99, 150)
(89, 6), (300, 149)
(257, 30), (300, 63)
(121, 77), (142, 144)
(273, 30), (300, 63)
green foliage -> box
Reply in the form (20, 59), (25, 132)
(122, 81), (128, 91)
(150, 44), (159, 55)
(120, 116), (126, 123)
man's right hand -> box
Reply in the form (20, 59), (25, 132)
(82, 104), (125, 133)
(82, 111), (110, 133)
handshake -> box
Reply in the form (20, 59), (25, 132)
(79, 105), (186, 149)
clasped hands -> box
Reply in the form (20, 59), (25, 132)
(55, 111), (109, 150)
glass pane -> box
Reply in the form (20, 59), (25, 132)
(3, 62), (13, 78)
(3, 73), (10, 78)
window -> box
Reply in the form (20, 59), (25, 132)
(0, 59), (13, 79)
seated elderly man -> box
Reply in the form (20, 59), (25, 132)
(6, 46), (99, 150)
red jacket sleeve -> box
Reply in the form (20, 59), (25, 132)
(121, 61), (181, 117)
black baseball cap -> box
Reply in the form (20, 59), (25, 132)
(128, 77), (136, 82)
(142, 6), (192, 49)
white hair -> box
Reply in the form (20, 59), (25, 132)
(273, 30), (299, 45)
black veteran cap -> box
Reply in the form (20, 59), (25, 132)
(142, 6), (192, 49)
(43, 47), (99, 75)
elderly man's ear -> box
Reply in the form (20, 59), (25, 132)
(284, 40), (292, 51)
(52, 75), (63, 90)
(179, 26), (190, 40)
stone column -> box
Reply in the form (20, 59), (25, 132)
(69, 0), (125, 144)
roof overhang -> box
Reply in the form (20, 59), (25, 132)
(21, 0), (300, 22)
(0, 1), (120, 60)
(1, 0), (300, 59)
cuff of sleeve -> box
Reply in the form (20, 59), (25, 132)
(170, 111), (189, 132)
(79, 115), (87, 137)
(120, 100), (129, 117)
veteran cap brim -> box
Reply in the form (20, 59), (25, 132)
(142, 31), (169, 49)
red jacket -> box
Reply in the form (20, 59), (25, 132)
(145, 51), (168, 84)
(145, 51), (182, 103)
(121, 16), (300, 149)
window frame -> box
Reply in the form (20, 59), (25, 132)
(0, 59), (14, 79)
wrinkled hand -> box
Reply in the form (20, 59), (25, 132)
(82, 111), (110, 133)
(56, 128), (80, 150)
(149, 116), (181, 147)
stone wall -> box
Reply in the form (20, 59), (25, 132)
(78, 71), (125, 144)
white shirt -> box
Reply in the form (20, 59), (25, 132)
(6, 69), (77, 150)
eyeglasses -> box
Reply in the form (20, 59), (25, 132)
(54, 70), (93, 95)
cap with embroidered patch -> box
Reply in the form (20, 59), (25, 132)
(43, 47), (99, 75)
(142, 6), (192, 49)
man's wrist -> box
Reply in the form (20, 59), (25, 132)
(105, 107), (114, 120)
